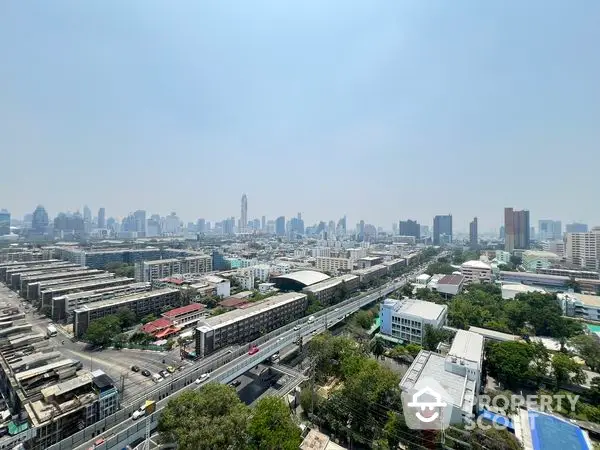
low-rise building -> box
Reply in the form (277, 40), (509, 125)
(495, 250), (511, 265)
(500, 283), (546, 299)
(301, 274), (359, 305)
(73, 288), (180, 337)
(162, 303), (207, 329)
(558, 292), (600, 321)
(415, 273), (431, 287)
(460, 260), (492, 284)
(379, 298), (448, 345)
(195, 292), (307, 357)
(536, 267), (599, 280)
(499, 271), (568, 289)
(521, 250), (560, 272)
(428, 274), (464, 296)
(382, 258), (406, 274)
(541, 240), (565, 258)
(400, 330), (484, 423)
(352, 264), (387, 284)
(357, 256), (383, 269)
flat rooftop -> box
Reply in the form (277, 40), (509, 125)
(401, 350), (476, 415)
(353, 264), (387, 275)
(74, 287), (179, 312)
(468, 326), (520, 342)
(438, 274), (465, 285)
(384, 298), (447, 322)
(303, 274), (358, 293)
(199, 292), (306, 331)
(42, 277), (133, 294)
(448, 330), (484, 366)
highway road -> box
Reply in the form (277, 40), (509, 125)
(48, 257), (443, 450)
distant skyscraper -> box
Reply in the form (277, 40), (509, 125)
(399, 220), (420, 239)
(499, 225), (505, 240)
(261, 216), (266, 230)
(469, 217), (478, 248)
(133, 210), (146, 235)
(538, 220), (561, 241)
(0, 209), (10, 235)
(97, 207), (106, 229)
(433, 215), (452, 245)
(566, 222), (588, 233)
(275, 216), (286, 236)
(504, 207), (530, 251)
(197, 218), (206, 233)
(31, 205), (49, 233)
(241, 194), (248, 233)
(336, 216), (347, 236)
(83, 205), (92, 224)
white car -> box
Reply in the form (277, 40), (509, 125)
(334, 308), (339, 312)
(195, 373), (210, 384)
(132, 406), (146, 420)
(293, 326), (300, 331)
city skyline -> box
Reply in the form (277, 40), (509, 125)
(1, 2), (599, 231)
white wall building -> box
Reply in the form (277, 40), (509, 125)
(558, 292), (600, 321)
(566, 227), (600, 270)
(249, 264), (271, 282)
(460, 260), (492, 284)
(315, 256), (353, 274)
(380, 298), (448, 345)
(495, 251), (511, 265)
(234, 269), (255, 290)
(541, 240), (565, 258)
(311, 247), (331, 258)
(522, 250), (560, 272)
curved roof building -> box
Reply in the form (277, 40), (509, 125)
(272, 270), (330, 291)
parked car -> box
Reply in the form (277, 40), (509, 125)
(293, 326), (300, 331)
(159, 370), (170, 378)
(131, 366), (140, 372)
(141, 369), (151, 377)
(229, 380), (241, 388)
(195, 373), (210, 384)
(151, 373), (162, 383)
(166, 366), (176, 373)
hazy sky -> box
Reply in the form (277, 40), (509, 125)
(1, 1), (599, 232)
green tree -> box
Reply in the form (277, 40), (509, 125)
(400, 282), (413, 298)
(116, 307), (137, 328)
(354, 310), (374, 329)
(159, 384), (249, 450)
(141, 313), (157, 324)
(405, 343), (422, 357)
(84, 315), (122, 347)
(422, 324), (451, 351)
(370, 337), (386, 359)
(565, 278), (582, 293)
(485, 341), (535, 388)
(570, 334), (600, 372)
(246, 397), (301, 450)
(469, 427), (523, 450)
(589, 377), (600, 404)
(551, 352), (586, 388)
(425, 262), (454, 275)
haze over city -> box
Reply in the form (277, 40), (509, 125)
(2, 1), (599, 230)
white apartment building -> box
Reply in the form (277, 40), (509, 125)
(315, 256), (353, 274)
(566, 228), (600, 270)
(249, 264), (271, 282)
(541, 240), (565, 258)
(348, 247), (368, 261)
(460, 260), (492, 284)
(135, 255), (212, 282)
(311, 247), (332, 258)
(380, 298), (448, 345)
(234, 269), (255, 290)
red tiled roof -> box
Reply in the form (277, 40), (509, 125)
(155, 326), (180, 339)
(219, 297), (250, 308)
(163, 303), (205, 318)
(141, 317), (173, 334)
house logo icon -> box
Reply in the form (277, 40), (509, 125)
(401, 377), (454, 430)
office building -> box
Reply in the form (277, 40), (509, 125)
(135, 255), (212, 283)
(428, 274), (465, 296)
(275, 216), (286, 236)
(504, 207), (530, 251)
(399, 220), (420, 239)
(240, 194), (248, 233)
(566, 223), (588, 233)
(315, 257), (353, 274)
(460, 260), (492, 284)
(97, 207), (106, 229)
(499, 271), (569, 289)
(566, 227), (600, 270)
(31, 205), (49, 234)
(0, 209), (10, 235)
(541, 240), (565, 258)
(73, 288), (180, 337)
(538, 220), (562, 241)
(521, 250), (560, 272)
(195, 292), (308, 357)
(83, 205), (91, 225)
(469, 217), (478, 248)
(400, 330), (484, 422)
(357, 256), (383, 269)
(433, 215), (452, 245)
(301, 274), (359, 305)
(380, 298), (448, 345)
(352, 264), (390, 284)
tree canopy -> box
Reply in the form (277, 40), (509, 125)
(84, 315), (122, 347)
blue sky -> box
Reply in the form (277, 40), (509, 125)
(1, 1), (599, 233)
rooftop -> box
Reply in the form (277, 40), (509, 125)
(401, 350), (476, 415)
(219, 297), (251, 308)
(522, 250), (560, 259)
(438, 274), (464, 285)
(352, 264), (387, 275)
(383, 298), (447, 322)
(461, 260), (491, 270)
(448, 330), (484, 367)
(199, 292), (307, 331)
(303, 274), (359, 293)
(559, 292), (600, 308)
(162, 302), (205, 318)
(468, 326), (520, 342)
(273, 270), (330, 286)
(74, 287), (179, 312)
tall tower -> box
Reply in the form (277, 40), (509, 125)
(469, 217), (478, 249)
(240, 194), (248, 232)
(98, 207), (106, 229)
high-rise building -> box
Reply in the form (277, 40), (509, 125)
(240, 194), (248, 233)
(0, 209), (10, 235)
(275, 216), (286, 236)
(566, 227), (600, 270)
(566, 222), (588, 233)
(290, 216), (304, 236)
(261, 216), (266, 231)
(197, 218), (206, 233)
(97, 207), (106, 229)
(399, 220), (420, 239)
(133, 210), (146, 236)
(469, 217), (478, 248)
(499, 225), (505, 240)
(538, 220), (562, 241)
(83, 205), (92, 224)
(504, 207), (530, 252)
(32, 205), (49, 233)
(433, 215), (452, 245)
